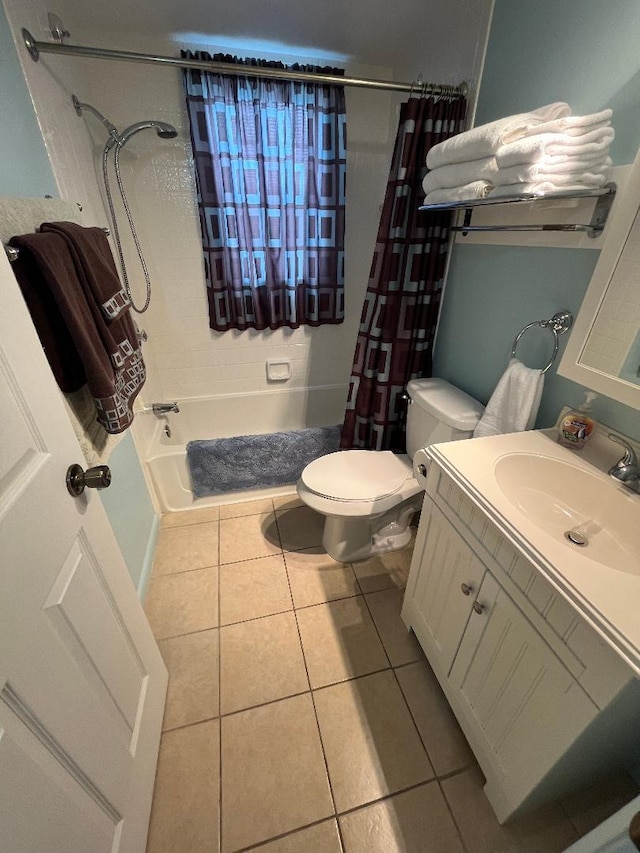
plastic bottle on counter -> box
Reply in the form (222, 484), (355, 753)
(558, 391), (597, 450)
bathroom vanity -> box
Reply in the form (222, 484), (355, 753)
(402, 429), (640, 823)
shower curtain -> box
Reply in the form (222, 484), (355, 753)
(340, 94), (467, 451)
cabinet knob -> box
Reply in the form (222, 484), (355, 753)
(461, 583), (473, 596)
(472, 601), (485, 615)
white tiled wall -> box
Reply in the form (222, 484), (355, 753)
(4, 5), (402, 413)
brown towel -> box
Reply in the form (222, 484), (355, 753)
(9, 224), (145, 433)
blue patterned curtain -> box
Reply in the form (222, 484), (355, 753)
(182, 52), (346, 331)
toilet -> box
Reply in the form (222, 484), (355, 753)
(297, 378), (484, 562)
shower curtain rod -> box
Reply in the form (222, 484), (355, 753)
(22, 28), (468, 98)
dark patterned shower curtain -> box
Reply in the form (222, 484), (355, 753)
(340, 94), (467, 451)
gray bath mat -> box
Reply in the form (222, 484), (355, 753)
(186, 425), (341, 497)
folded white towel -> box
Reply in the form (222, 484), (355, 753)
(422, 157), (498, 193)
(493, 163), (610, 188)
(473, 359), (544, 438)
(423, 181), (493, 205)
(426, 102), (571, 169)
(489, 180), (607, 198)
(496, 127), (614, 168)
(522, 109), (612, 138)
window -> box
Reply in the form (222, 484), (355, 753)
(183, 52), (346, 331)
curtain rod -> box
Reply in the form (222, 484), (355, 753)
(22, 28), (468, 98)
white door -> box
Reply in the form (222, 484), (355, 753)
(0, 251), (167, 853)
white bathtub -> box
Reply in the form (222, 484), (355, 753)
(142, 384), (347, 512)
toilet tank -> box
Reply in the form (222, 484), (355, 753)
(405, 378), (484, 458)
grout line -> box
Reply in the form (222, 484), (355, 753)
(280, 539), (344, 846)
(439, 773), (472, 853)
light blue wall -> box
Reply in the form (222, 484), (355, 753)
(99, 433), (159, 597)
(0, 9), (158, 594)
(433, 0), (640, 440)
(0, 5), (58, 197)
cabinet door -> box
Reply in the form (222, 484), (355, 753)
(451, 573), (597, 794)
(402, 503), (485, 674)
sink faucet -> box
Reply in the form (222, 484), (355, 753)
(608, 434), (640, 494)
(152, 402), (180, 415)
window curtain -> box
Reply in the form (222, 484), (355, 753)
(182, 52), (346, 331)
(340, 94), (467, 451)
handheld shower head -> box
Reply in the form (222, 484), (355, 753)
(114, 120), (178, 148)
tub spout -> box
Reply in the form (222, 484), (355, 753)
(152, 402), (180, 415)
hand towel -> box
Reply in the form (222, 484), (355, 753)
(492, 156), (612, 187)
(473, 359), (544, 438)
(522, 109), (612, 138)
(422, 157), (498, 193)
(496, 127), (614, 168)
(426, 102), (571, 169)
(423, 181), (493, 205)
(9, 224), (146, 434)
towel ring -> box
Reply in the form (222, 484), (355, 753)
(511, 311), (573, 375)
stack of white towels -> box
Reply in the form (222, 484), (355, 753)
(422, 102), (614, 204)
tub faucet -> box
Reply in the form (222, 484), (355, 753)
(152, 402), (180, 415)
(607, 434), (640, 494)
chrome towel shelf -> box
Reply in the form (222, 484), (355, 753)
(512, 311), (573, 374)
(420, 184), (617, 238)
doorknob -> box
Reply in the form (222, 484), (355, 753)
(630, 810), (640, 851)
(66, 463), (112, 496)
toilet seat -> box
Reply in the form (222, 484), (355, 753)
(298, 450), (421, 517)
(301, 450), (412, 501)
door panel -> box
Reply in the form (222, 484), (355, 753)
(0, 246), (167, 852)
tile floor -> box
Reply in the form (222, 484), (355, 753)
(144, 495), (638, 853)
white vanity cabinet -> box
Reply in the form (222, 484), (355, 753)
(402, 458), (640, 824)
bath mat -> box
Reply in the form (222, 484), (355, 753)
(186, 425), (341, 497)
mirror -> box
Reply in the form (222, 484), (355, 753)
(559, 148), (640, 409)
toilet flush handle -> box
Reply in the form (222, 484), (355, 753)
(417, 464), (427, 477)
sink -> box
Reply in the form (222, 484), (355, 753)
(494, 452), (640, 575)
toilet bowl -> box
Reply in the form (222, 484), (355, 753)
(297, 378), (484, 562)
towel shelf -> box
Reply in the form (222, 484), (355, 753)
(420, 183), (616, 238)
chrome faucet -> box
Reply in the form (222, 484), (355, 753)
(152, 402), (180, 415)
(608, 434), (640, 494)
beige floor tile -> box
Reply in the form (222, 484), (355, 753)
(441, 765), (580, 853)
(314, 670), (434, 812)
(297, 596), (389, 688)
(219, 511), (282, 563)
(144, 567), (218, 639)
(158, 629), (219, 731)
(245, 819), (342, 852)
(284, 548), (359, 608)
(221, 693), (333, 852)
(219, 497), (275, 519)
(352, 545), (413, 594)
(161, 506), (220, 528)
(272, 494), (304, 511)
(220, 611), (308, 714)
(339, 782), (464, 853)
(365, 588), (424, 666)
(395, 660), (475, 777)
(152, 521), (219, 576)
(560, 773), (640, 837)
(276, 506), (325, 551)
(146, 720), (219, 853)
(219, 555), (292, 625)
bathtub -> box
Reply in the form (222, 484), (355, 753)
(142, 384), (347, 512)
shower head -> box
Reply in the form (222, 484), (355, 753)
(106, 120), (178, 150)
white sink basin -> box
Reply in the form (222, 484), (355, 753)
(494, 452), (640, 575)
